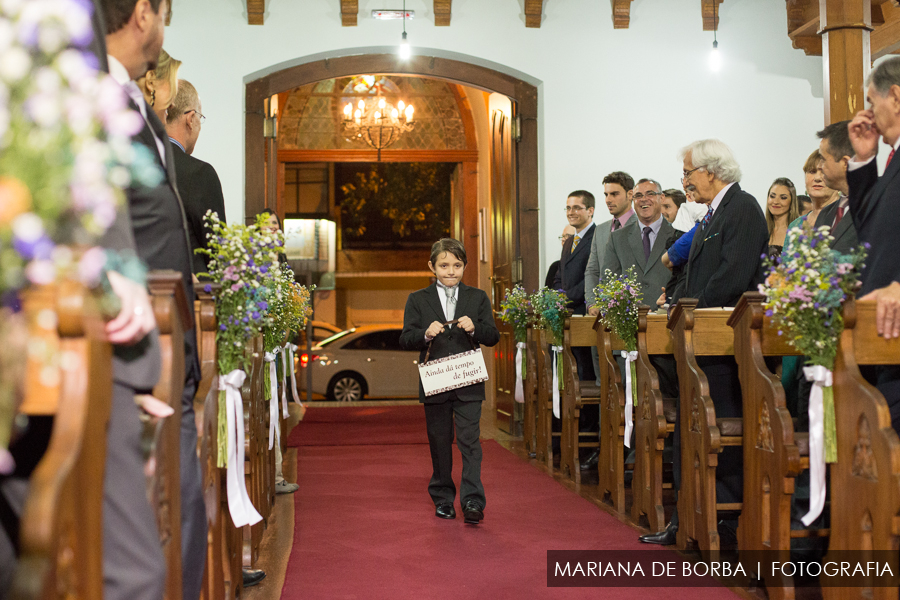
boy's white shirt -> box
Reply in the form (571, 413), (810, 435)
(672, 202), (709, 233)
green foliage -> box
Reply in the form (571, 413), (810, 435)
(592, 267), (642, 352)
(499, 284), (531, 343)
(530, 287), (569, 347)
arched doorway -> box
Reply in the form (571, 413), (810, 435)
(244, 50), (539, 434)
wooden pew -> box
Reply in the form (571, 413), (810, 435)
(147, 271), (192, 600)
(597, 322), (628, 512)
(242, 335), (266, 567)
(523, 322), (539, 457)
(824, 298), (900, 597)
(632, 306), (677, 532)
(729, 292), (826, 599)
(668, 299), (742, 554)
(12, 282), (111, 600)
(560, 316), (602, 483)
(535, 329), (557, 471)
(195, 289), (242, 600)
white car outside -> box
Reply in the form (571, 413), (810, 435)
(299, 325), (420, 401)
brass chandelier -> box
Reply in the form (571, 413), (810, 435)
(342, 96), (415, 159)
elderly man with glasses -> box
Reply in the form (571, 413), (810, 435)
(640, 139), (767, 548)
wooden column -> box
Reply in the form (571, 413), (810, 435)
(820, 0), (873, 124)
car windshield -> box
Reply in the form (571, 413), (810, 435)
(317, 329), (355, 347)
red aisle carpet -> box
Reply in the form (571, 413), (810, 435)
(280, 407), (739, 600)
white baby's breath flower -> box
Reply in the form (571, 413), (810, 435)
(0, 45), (31, 81)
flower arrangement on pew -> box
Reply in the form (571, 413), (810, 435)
(760, 225), (866, 525)
(282, 277), (314, 419)
(196, 210), (280, 527)
(530, 287), (569, 418)
(499, 285), (532, 403)
(591, 267), (642, 446)
(0, 0), (163, 471)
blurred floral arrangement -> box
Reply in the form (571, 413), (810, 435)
(0, 0), (162, 471)
(760, 225), (866, 525)
(529, 287), (569, 347)
(499, 284), (531, 344)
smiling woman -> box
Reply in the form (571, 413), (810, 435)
(765, 177), (799, 256)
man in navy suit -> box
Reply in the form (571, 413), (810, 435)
(848, 57), (900, 436)
(553, 190), (597, 382)
(400, 239), (499, 524)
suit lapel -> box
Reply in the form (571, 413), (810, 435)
(862, 154), (900, 222)
(626, 224), (646, 274)
(832, 212), (854, 246)
(570, 223), (594, 260)
(646, 220), (673, 270)
(426, 283), (446, 322)
(688, 183), (740, 263)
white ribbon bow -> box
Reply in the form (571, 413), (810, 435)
(514, 342), (526, 403)
(280, 345), (290, 418)
(288, 343), (302, 408)
(218, 370), (263, 528)
(801, 365), (832, 526)
(621, 351), (639, 448)
(551, 346), (563, 418)
(264, 351), (280, 450)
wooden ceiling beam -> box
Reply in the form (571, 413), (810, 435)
(435, 0), (451, 26)
(247, 0), (264, 25)
(341, 0), (358, 26)
(701, 0), (724, 31)
(786, 0), (823, 55)
(873, 2), (900, 59)
(524, 0), (544, 28)
(611, 0), (633, 29)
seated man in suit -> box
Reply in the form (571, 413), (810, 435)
(641, 140), (767, 546)
(165, 79), (226, 277)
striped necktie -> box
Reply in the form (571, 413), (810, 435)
(571, 236), (580, 253)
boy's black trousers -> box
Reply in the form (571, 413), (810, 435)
(423, 391), (485, 510)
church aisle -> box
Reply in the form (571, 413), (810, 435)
(278, 406), (740, 599)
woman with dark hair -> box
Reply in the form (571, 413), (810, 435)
(258, 208), (289, 264)
(765, 177), (800, 258)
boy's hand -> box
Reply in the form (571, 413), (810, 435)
(425, 321), (445, 340)
(457, 316), (475, 333)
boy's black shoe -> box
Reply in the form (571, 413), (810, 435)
(462, 500), (484, 525)
(435, 503), (456, 519)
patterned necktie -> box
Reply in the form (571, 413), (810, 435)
(442, 285), (457, 320)
(642, 226), (652, 262)
(888, 149), (896, 168)
(571, 236), (580, 253)
(700, 205), (714, 230)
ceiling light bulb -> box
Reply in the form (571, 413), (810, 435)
(405, 105), (414, 119)
(358, 99), (365, 110)
(398, 100), (405, 111)
(709, 40), (722, 72)
(378, 98), (386, 109)
(399, 31), (411, 60)
(374, 110), (381, 120)
(391, 108), (399, 119)
(343, 103), (352, 116)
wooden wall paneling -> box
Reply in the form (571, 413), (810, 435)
(434, 0), (451, 26)
(821, 0), (872, 125)
(611, 0), (633, 29)
(341, 0), (358, 26)
(247, 0), (264, 25)
(524, 0), (544, 28)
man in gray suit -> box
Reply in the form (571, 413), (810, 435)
(601, 179), (676, 305)
(585, 171), (638, 385)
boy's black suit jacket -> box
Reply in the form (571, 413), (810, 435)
(400, 282), (500, 404)
(674, 183), (768, 308)
(170, 144), (227, 275)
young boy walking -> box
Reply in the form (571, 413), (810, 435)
(400, 239), (500, 524)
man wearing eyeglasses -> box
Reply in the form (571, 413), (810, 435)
(553, 190), (597, 382)
(166, 79), (227, 277)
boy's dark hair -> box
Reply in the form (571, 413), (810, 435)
(816, 120), (854, 162)
(663, 189), (686, 207)
(101, 0), (164, 34)
(430, 238), (467, 266)
(567, 190), (595, 209)
(602, 171), (635, 192)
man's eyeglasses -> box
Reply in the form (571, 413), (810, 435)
(564, 205), (587, 213)
(682, 166), (704, 181)
(558, 234), (572, 241)
(185, 109), (206, 123)
(632, 191), (662, 201)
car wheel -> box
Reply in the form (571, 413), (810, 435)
(327, 373), (365, 402)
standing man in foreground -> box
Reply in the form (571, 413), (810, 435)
(102, 0), (207, 596)
(848, 56), (900, 436)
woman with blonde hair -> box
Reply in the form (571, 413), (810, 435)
(764, 177), (799, 258)
(136, 49), (181, 123)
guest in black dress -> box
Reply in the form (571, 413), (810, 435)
(765, 177), (800, 258)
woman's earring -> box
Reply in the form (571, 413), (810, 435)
(150, 89), (156, 107)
